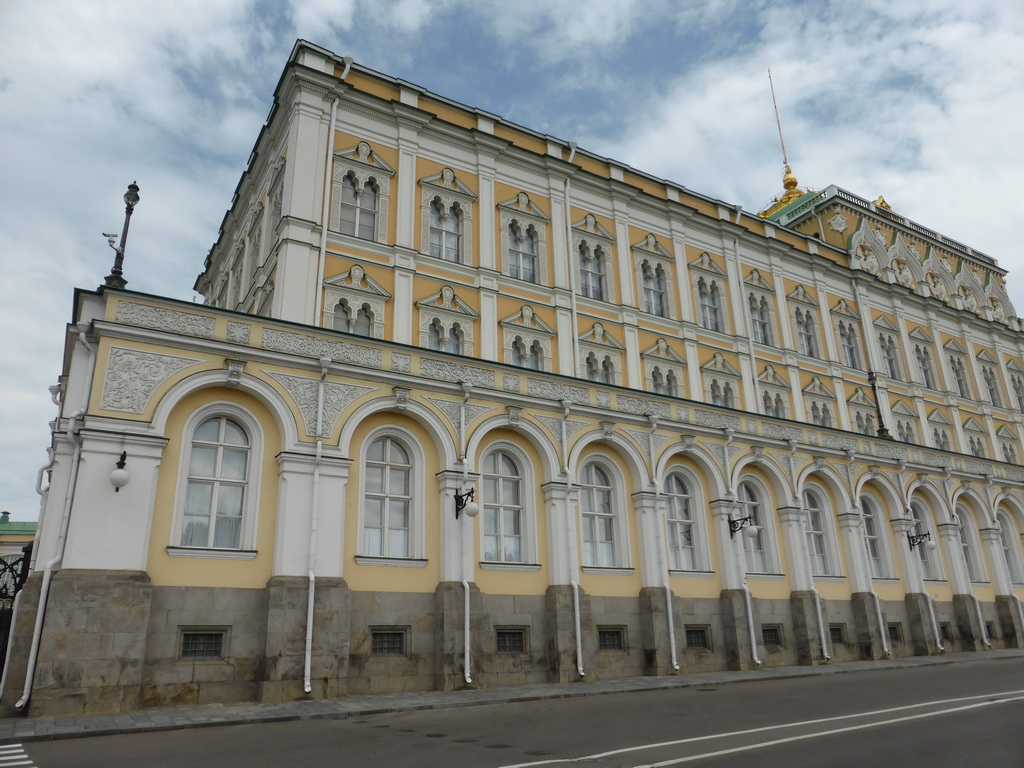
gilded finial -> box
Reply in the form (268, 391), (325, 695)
(759, 71), (807, 217)
(873, 195), (892, 211)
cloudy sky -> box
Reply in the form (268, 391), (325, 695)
(2, 1), (1024, 520)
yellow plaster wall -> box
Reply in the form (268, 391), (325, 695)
(146, 387), (281, 588)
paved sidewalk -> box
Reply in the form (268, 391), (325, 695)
(3, 648), (1023, 744)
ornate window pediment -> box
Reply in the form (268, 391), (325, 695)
(702, 353), (739, 377)
(891, 400), (918, 418)
(963, 417), (986, 434)
(499, 192), (549, 285)
(873, 315), (899, 333)
(330, 142), (395, 242)
(997, 425), (1017, 440)
(787, 285), (818, 307)
(803, 377), (835, 398)
(501, 305), (554, 372)
(831, 299), (858, 318)
(758, 365), (788, 388)
(976, 349), (998, 365)
(323, 265), (391, 338)
(1007, 359), (1024, 375)
(943, 338), (966, 354)
(848, 387), (874, 408)
(579, 322), (624, 350)
(417, 285), (478, 355)
(420, 168), (476, 264)
(744, 268), (774, 291)
(927, 409), (952, 426)
(579, 322), (622, 385)
(642, 339), (685, 397)
(572, 213), (614, 240)
(689, 251), (726, 275)
(908, 327), (933, 343)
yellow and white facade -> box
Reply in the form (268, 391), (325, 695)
(7, 40), (1024, 716)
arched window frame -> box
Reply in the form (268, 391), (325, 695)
(954, 503), (987, 583)
(499, 194), (550, 285)
(878, 333), (902, 380)
(578, 457), (630, 570)
(996, 511), (1024, 584)
(737, 478), (778, 574)
(909, 499), (942, 581)
(749, 292), (774, 346)
(419, 169), (476, 265)
(171, 402), (264, 557)
(697, 277), (723, 332)
(329, 142), (394, 243)
(859, 493), (893, 579)
(802, 486), (842, 577)
(578, 241), (607, 301)
(356, 426), (426, 563)
(479, 442), (538, 567)
(663, 467), (708, 572)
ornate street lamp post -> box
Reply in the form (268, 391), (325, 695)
(103, 181), (141, 289)
(867, 370), (893, 440)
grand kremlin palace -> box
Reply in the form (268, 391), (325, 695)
(6, 40), (1024, 716)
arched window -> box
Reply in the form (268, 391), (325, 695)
(803, 489), (836, 576)
(601, 356), (615, 385)
(664, 473), (696, 570)
(338, 173), (378, 240)
(447, 323), (463, 354)
(698, 277), (722, 332)
(642, 261), (667, 317)
(579, 243), (605, 300)
(839, 322), (860, 368)
(710, 380), (724, 407)
(429, 198), (461, 261)
(796, 309), (817, 357)
(482, 451), (524, 563)
(182, 416), (250, 549)
(915, 345), (936, 389)
(579, 462), (620, 567)
(983, 366), (1002, 407)
(909, 500), (940, 580)
(723, 382), (735, 408)
(585, 353), (600, 383)
(880, 334), (901, 380)
(955, 504), (985, 582)
(363, 435), (413, 558)
(427, 319), (445, 351)
(333, 298), (351, 332)
(651, 367), (666, 395)
(997, 512), (1024, 583)
(665, 370), (678, 397)
(508, 220), (537, 282)
(1012, 375), (1024, 411)
(353, 303), (373, 336)
(860, 495), (888, 578)
(749, 293), (772, 345)
(738, 480), (769, 573)
(950, 356), (970, 398)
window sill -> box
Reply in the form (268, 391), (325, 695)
(811, 574), (846, 582)
(582, 566), (634, 576)
(355, 556), (428, 568)
(746, 572), (785, 580)
(479, 561), (541, 572)
(668, 569), (715, 579)
(166, 547), (257, 560)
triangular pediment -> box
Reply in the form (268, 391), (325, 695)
(701, 353), (739, 376)
(873, 315), (899, 332)
(420, 168), (477, 200)
(927, 409), (952, 426)
(890, 400), (918, 418)
(976, 349), (998, 365)
(497, 191), (550, 222)
(908, 327), (933, 343)
(1007, 358), (1024, 374)
(642, 338), (686, 364)
(579, 322), (624, 349)
(802, 376), (835, 398)
(744, 268), (774, 291)
(831, 299), (858, 318)
(758, 364), (788, 387)
(416, 285), (478, 318)
(632, 233), (672, 259)
(500, 305), (555, 335)
(942, 338), (966, 354)
(334, 142), (396, 176)
(847, 387), (874, 407)
(997, 425), (1017, 440)
(689, 251), (726, 275)
(572, 213), (614, 241)
(787, 285), (818, 306)
(963, 417), (986, 433)
(323, 265), (392, 298)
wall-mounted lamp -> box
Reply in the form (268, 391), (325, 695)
(907, 531), (936, 550)
(454, 487), (479, 519)
(729, 515), (759, 539)
(110, 451), (129, 492)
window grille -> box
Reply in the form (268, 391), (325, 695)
(181, 631), (225, 659)
(496, 628), (527, 654)
(761, 626), (782, 647)
(598, 627), (626, 651)
(829, 625), (845, 646)
(685, 627), (710, 650)
(371, 629), (407, 656)
(887, 624), (903, 644)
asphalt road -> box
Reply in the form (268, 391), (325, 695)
(24, 657), (1024, 767)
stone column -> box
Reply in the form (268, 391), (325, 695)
(892, 518), (941, 656)
(937, 521), (984, 650)
(838, 510), (885, 659)
(712, 499), (758, 670)
(542, 481), (589, 682)
(980, 527), (1024, 647)
(634, 491), (677, 675)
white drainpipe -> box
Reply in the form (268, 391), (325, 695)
(16, 328), (95, 711)
(795, 492), (831, 662)
(727, 433), (761, 667)
(303, 356), (331, 694)
(563, 143), (580, 378)
(313, 97), (339, 327)
(874, 592), (891, 656)
(560, 400), (584, 678)
(648, 416), (678, 671)
(971, 594), (991, 648)
(459, 382), (474, 686)
(926, 592), (944, 652)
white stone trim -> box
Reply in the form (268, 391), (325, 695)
(322, 264), (391, 338)
(498, 192), (549, 285)
(420, 167), (477, 265)
(329, 141), (395, 242)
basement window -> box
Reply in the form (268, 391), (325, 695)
(940, 623), (954, 643)
(685, 626), (710, 650)
(829, 625), (846, 646)
(887, 624), (903, 644)
(761, 625), (783, 648)
(496, 627), (527, 654)
(371, 628), (408, 656)
(598, 626), (626, 651)
(180, 629), (226, 660)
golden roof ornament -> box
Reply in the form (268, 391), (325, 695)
(873, 195), (892, 211)
(758, 70), (807, 217)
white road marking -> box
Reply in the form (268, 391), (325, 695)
(0, 744), (37, 768)
(496, 688), (1024, 768)
(635, 694), (1024, 767)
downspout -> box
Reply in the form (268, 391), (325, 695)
(971, 593), (992, 648)
(795, 489), (831, 662)
(562, 400), (584, 678)
(563, 143), (581, 378)
(460, 382), (474, 685)
(16, 327), (96, 711)
(728, 431), (761, 667)
(1016, 596), (1024, 641)
(926, 591), (944, 652)
(303, 356), (331, 695)
(0, 450), (53, 699)
(313, 96), (340, 327)
(649, 416), (679, 671)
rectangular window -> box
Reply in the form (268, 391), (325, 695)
(829, 625), (846, 646)
(598, 626), (626, 651)
(371, 628), (408, 656)
(761, 625), (783, 648)
(986, 621), (996, 640)
(496, 628), (527, 654)
(940, 623), (954, 643)
(887, 624), (903, 644)
(180, 630), (226, 660)
(685, 627), (710, 650)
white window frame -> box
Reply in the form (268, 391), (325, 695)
(578, 323), (623, 386)
(501, 306), (554, 373)
(322, 265), (391, 339)
(357, 426), (426, 563)
(909, 499), (942, 581)
(664, 467), (708, 572)
(803, 487), (841, 577)
(737, 478), (778, 574)
(480, 442), (537, 566)
(954, 504), (986, 583)
(632, 234), (675, 320)
(329, 142), (394, 243)
(578, 457), (630, 569)
(499, 192), (550, 285)
(417, 286), (478, 356)
(860, 494), (892, 579)
(170, 402), (264, 557)
(996, 511), (1024, 584)
(643, 339), (686, 398)
(419, 168), (476, 265)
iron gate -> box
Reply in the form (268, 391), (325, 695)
(0, 542), (32, 673)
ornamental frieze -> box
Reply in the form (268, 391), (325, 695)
(261, 329), (382, 368)
(100, 347), (202, 413)
(116, 301), (216, 338)
(267, 372), (374, 436)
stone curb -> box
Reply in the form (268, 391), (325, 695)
(3, 649), (1022, 744)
